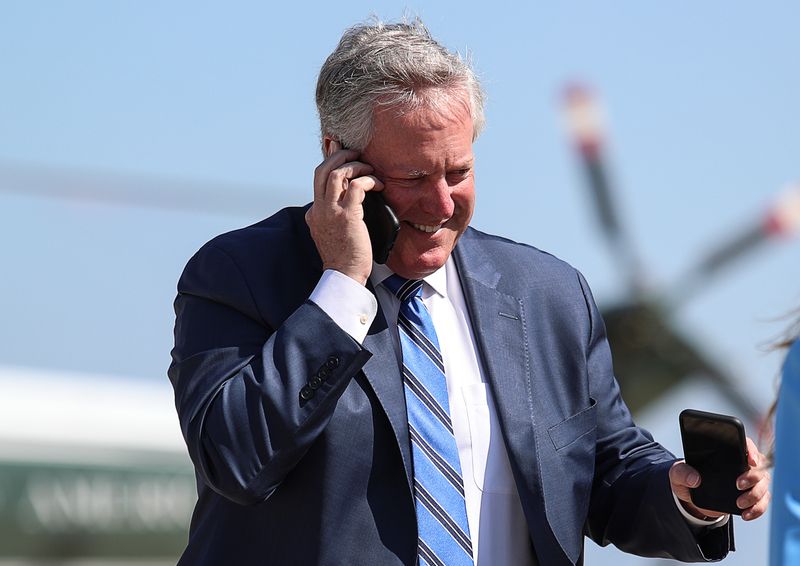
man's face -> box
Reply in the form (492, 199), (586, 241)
(360, 98), (476, 280)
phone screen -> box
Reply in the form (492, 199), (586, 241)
(680, 409), (749, 514)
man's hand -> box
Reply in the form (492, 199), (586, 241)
(669, 436), (771, 521)
(305, 140), (384, 286)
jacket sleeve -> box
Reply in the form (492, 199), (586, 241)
(578, 272), (734, 562)
(168, 243), (372, 505)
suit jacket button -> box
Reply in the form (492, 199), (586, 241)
(309, 376), (323, 389)
(325, 356), (339, 370)
(300, 386), (314, 400)
(317, 367), (329, 380)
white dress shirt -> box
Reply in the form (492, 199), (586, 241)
(309, 259), (725, 564)
(311, 259), (535, 564)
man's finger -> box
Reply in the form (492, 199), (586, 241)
(346, 175), (384, 199)
(312, 148), (360, 201)
(340, 175), (386, 213)
(746, 437), (761, 468)
(742, 490), (771, 521)
(321, 162), (375, 204)
(670, 460), (701, 489)
(737, 474), (770, 509)
(737, 466), (771, 491)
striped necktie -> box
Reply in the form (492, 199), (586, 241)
(383, 274), (474, 566)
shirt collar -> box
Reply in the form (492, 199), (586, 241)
(370, 260), (449, 299)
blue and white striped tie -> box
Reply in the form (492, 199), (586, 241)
(383, 274), (474, 566)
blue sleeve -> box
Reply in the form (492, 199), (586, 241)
(577, 272), (734, 561)
(770, 340), (800, 566)
(168, 243), (372, 505)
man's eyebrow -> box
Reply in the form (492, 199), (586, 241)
(385, 168), (428, 178)
(389, 160), (473, 177)
(406, 169), (428, 177)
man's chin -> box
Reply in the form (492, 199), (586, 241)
(385, 249), (449, 280)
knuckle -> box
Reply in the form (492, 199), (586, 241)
(327, 169), (349, 188)
(314, 162), (327, 178)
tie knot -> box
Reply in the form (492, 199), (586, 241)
(382, 274), (424, 303)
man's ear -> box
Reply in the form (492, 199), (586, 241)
(322, 136), (338, 158)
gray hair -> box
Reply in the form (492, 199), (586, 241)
(316, 18), (485, 151)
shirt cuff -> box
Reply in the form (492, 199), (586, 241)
(309, 269), (378, 344)
(671, 491), (730, 529)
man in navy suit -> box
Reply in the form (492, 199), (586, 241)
(169, 19), (770, 565)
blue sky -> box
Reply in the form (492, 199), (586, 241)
(3, 1), (796, 392)
(2, 2), (797, 563)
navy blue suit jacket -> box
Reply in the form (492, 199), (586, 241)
(169, 206), (733, 565)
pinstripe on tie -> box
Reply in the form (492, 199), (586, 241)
(383, 274), (474, 566)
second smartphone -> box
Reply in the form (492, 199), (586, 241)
(679, 408), (749, 515)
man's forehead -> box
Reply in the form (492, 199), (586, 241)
(373, 95), (471, 128)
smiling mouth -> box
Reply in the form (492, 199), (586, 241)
(409, 222), (444, 233)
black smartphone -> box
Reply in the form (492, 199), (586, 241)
(362, 190), (399, 264)
(679, 409), (750, 515)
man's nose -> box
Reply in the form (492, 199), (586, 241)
(422, 176), (455, 217)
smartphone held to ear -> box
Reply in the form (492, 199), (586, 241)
(326, 140), (399, 264)
(362, 191), (399, 264)
(679, 409), (750, 515)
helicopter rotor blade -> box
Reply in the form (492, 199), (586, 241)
(563, 84), (645, 296)
(666, 184), (800, 308)
(0, 160), (298, 218)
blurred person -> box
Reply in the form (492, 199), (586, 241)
(168, 17), (770, 565)
(770, 318), (800, 565)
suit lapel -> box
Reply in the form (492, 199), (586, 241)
(453, 235), (544, 496)
(454, 246), (536, 471)
(361, 282), (414, 493)
(454, 231), (573, 565)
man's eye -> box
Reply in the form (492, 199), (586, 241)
(447, 169), (471, 181)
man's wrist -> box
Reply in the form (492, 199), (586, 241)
(671, 492), (729, 528)
(320, 263), (370, 287)
(309, 269), (378, 343)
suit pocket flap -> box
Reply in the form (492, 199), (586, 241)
(547, 398), (597, 451)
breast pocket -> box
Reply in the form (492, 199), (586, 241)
(547, 398), (598, 453)
(461, 383), (516, 494)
